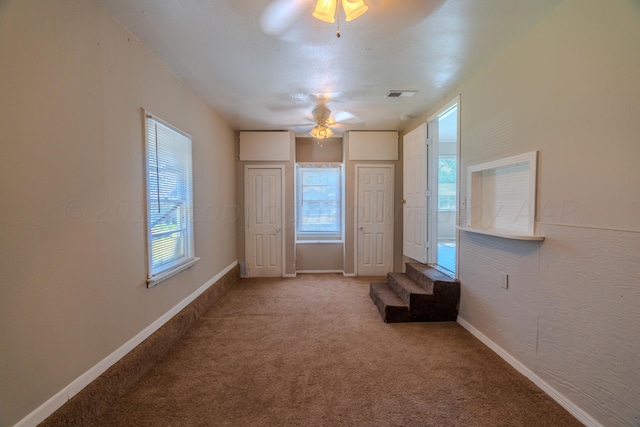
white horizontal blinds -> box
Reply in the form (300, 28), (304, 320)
(146, 115), (194, 280)
(297, 164), (342, 234)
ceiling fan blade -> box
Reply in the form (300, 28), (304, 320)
(331, 110), (358, 123)
(259, 0), (314, 35)
(277, 122), (316, 127)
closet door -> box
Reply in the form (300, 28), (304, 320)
(356, 165), (394, 276)
(245, 166), (283, 277)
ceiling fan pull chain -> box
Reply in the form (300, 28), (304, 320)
(336, 0), (341, 37)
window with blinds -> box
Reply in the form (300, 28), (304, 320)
(144, 113), (197, 286)
(295, 164), (343, 240)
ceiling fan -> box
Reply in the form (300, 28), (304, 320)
(260, 0), (370, 36)
(305, 106), (358, 139)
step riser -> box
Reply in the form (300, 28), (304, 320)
(370, 264), (460, 323)
(406, 265), (429, 289)
(429, 282), (461, 321)
(387, 273), (434, 307)
(387, 274), (410, 305)
(369, 283), (410, 323)
(386, 272), (441, 322)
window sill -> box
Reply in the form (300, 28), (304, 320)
(147, 257), (200, 288)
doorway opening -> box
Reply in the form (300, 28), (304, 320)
(431, 102), (458, 274)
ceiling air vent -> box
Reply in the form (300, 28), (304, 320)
(387, 90), (418, 98)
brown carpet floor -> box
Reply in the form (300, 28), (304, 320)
(97, 274), (582, 426)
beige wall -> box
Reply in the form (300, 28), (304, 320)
(406, 0), (640, 424)
(0, 1), (237, 425)
(296, 137), (342, 163)
(296, 243), (344, 272)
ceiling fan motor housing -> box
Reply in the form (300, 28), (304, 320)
(312, 107), (332, 124)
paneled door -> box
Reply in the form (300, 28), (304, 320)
(403, 123), (430, 263)
(356, 165), (394, 276)
(245, 166), (283, 277)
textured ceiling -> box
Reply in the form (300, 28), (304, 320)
(98, 0), (565, 135)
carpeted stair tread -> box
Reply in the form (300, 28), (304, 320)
(370, 263), (461, 323)
(387, 272), (434, 305)
(406, 263), (458, 288)
(369, 282), (410, 323)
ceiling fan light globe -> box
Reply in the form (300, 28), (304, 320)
(309, 124), (333, 139)
(321, 126), (334, 138)
(313, 0), (336, 23)
(342, 0), (368, 22)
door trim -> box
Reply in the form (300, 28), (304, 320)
(244, 165), (285, 277)
(354, 164), (394, 276)
(427, 95), (460, 276)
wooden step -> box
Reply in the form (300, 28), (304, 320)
(369, 282), (410, 323)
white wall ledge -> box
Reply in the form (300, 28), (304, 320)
(457, 226), (545, 241)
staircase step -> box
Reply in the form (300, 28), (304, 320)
(370, 264), (461, 323)
(369, 282), (410, 323)
(387, 272), (434, 306)
(406, 263), (458, 289)
(406, 263), (461, 321)
(387, 272), (434, 321)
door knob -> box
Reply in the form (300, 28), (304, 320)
(359, 227), (364, 231)
(401, 199), (406, 204)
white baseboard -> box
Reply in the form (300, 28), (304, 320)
(456, 316), (602, 427)
(296, 270), (343, 274)
(15, 261), (238, 427)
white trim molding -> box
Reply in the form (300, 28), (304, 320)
(457, 316), (603, 427)
(296, 270), (344, 274)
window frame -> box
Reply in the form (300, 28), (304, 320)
(295, 163), (344, 242)
(144, 111), (199, 287)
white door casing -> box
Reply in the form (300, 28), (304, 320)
(403, 123), (429, 263)
(356, 165), (394, 276)
(245, 166), (284, 277)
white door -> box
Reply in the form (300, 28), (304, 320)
(356, 166), (394, 276)
(403, 123), (430, 263)
(245, 167), (283, 277)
